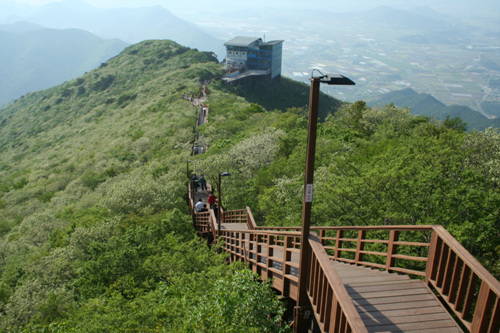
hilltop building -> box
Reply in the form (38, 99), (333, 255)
(223, 36), (284, 92)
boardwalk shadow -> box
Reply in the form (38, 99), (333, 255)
(343, 286), (402, 333)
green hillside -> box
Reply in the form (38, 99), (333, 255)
(0, 40), (291, 332)
(0, 39), (498, 331)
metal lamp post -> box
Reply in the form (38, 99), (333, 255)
(294, 73), (355, 332)
(217, 171), (231, 236)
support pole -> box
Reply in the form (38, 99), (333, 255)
(294, 77), (321, 332)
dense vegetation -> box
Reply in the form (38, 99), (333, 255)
(0, 40), (288, 332)
(195, 101), (500, 279)
(0, 39), (498, 331)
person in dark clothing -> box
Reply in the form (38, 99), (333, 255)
(199, 175), (207, 191)
(190, 174), (199, 192)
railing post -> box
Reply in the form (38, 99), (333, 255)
(385, 230), (399, 272)
(471, 282), (496, 332)
(425, 228), (440, 284)
(267, 235), (274, 272)
(319, 229), (326, 245)
(334, 230), (343, 260)
(355, 230), (366, 265)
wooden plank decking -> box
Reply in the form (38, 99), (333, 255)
(219, 220), (463, 332)
(332, 262), (463, 333)
(220, 223), (248, 230)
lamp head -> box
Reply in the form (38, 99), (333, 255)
(319, 74), (355, 85)
(221, 172), (231, 176)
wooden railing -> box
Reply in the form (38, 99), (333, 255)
(221, 229), (301, 298)
(222, 208), (247, 224)
(188, 184), (500, 332)
(313, 226), (433, 277)
(310, 225), (499, 333)
(246, 207), (257, 230)
(220, 228), (368, 333)
(188, 183), (217, 239)
(428, 226), (500, 333)
(307, 232), (368, 333)
(192, 211), (211, 235)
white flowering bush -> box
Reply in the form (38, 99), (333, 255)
(227, 128), (285, 177)
(99, 170), (180, 215)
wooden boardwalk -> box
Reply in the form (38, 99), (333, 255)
(187, 79), (499, 333)
(212, 219), (463, 332)
(333, 262), (463, 333)
(189, 200), (499, 333)
(189, 190), (499, 333)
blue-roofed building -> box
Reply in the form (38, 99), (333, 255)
(223, 36), (284, 91)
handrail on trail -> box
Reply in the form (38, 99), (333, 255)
(428, 225), (500, 332)
(188, 183), (500, 333)
(219, 228), (367, 332)
(307, 232), (368, 333)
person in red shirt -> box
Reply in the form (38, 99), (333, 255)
(208, 191), (216, 210)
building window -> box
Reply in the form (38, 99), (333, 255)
(235, 52), (239, 55)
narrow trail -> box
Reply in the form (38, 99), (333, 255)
(187, 81), (212, 210)
(184, 79), (499, 333)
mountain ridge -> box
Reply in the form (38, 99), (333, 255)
(0, 24), (128, 107)
(10, 0), (225, 56)
(368, 87), (500, 130)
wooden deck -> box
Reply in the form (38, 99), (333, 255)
(219, 221), (463, 332)
(189, 187), (499, 332)
(221, 223), (248, 230)
(333, 262), (463, 333)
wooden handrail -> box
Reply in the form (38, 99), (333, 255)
(246, 206), (257, 230)
(223, 209), (247, 224)
(188, 183), (500, 332)
(428, 225), (500, 333)
(219, 228), (369, 332)
(308, 232), (368, 333)
(208, 209), (217, 239)
(313, 226), (433, 277)
(187, 182), (195, 214)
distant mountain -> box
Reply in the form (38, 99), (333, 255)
(368, 88), (500, 130)
(0, 1), (36, 22)
(0, 23), (128, 106)
(3, 0), (225, 58)
(354, 5), (478, 44)
(0, 20), (42, 32)
(356, 6), (453, 31)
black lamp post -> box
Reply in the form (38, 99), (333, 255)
(294, 72), (354, 332)
(217, 171), (231, 236)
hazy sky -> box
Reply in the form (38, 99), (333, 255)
(8, 0), (500, 16)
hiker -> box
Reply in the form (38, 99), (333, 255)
(190, 174), (199, 192)
(200, 204), (208, 212)
(208, 191), (216, 210)
(195, 199), (204, 212)
(199, 175), (207, 191)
